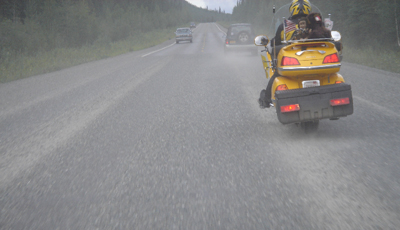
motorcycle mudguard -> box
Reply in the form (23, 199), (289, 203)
(275, 83), (353, 124)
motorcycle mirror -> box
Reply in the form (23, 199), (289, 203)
(331, 31), (341, 41)
(254, 35), (269, 46)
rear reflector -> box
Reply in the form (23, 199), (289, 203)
(281, 104), (300, 113)
(276, 84), (288, 91)
(335, 81), (344, 84)
(330, 98), (350, 106)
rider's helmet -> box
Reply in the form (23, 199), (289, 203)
(289, 0), (312, 18)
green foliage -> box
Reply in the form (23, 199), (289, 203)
(0, 19), (46, 58)
(0, 27), (175, 83)
(307, 0), (400, 48)
(0, 0), (231, 82)
(61, 0), (99, 47)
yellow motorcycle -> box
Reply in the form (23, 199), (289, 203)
(254, 30), (353, 132)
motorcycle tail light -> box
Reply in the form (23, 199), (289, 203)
(323, 53), (340, 63)
(281, 104), (300, 113)
(276, 84), (288, 91)
(281, 56), (300, 66)
(225, 39), (229, 44)
(330, 98), (350, 106)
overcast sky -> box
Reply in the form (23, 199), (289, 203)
(186, 0), (237, 14)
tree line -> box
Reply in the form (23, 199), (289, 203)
(5, 0), (396, 68)
(232, 0), (400, 49)
(0, 0), (229, 62)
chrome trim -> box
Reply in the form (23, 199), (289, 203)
(295, 50), (326, 56)
(279, 64), (341, 71)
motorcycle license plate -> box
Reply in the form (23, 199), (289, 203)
(302, 80), (320, 88)
(230, 41), (236, 44)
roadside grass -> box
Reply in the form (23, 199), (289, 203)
(1, 23), (399, 83)
(0, 28), (176, 83)
(343, 46), (400, 74)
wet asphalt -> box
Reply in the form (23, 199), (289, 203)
(0, 23), (400, 230)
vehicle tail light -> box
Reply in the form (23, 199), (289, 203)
(281, 56), (300, 66)
(323, 53), (340, 63)
(330, 98), (350, 106)
(335, 81), (344, 84)
(281, 104), (300, 113)
(276, 84), (288, 91)
(225, 39), (229, 44)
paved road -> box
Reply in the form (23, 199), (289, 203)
(1, 23), (400, 230)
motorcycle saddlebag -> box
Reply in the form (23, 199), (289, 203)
(275, 83), (353, 124)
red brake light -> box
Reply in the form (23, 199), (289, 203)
(226, 40), (229, 44)
(276, 84), (288, 91)
(281, 104), (300, 113)
(330, 98), (350, 106)
(323, 53), (340, 63)
(281, 56), (300, 66)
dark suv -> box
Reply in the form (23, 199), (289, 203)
(224, 23), (258, 55)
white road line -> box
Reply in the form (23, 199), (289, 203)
(142, 42), (175, 57)
(214, 23), (227, 35)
